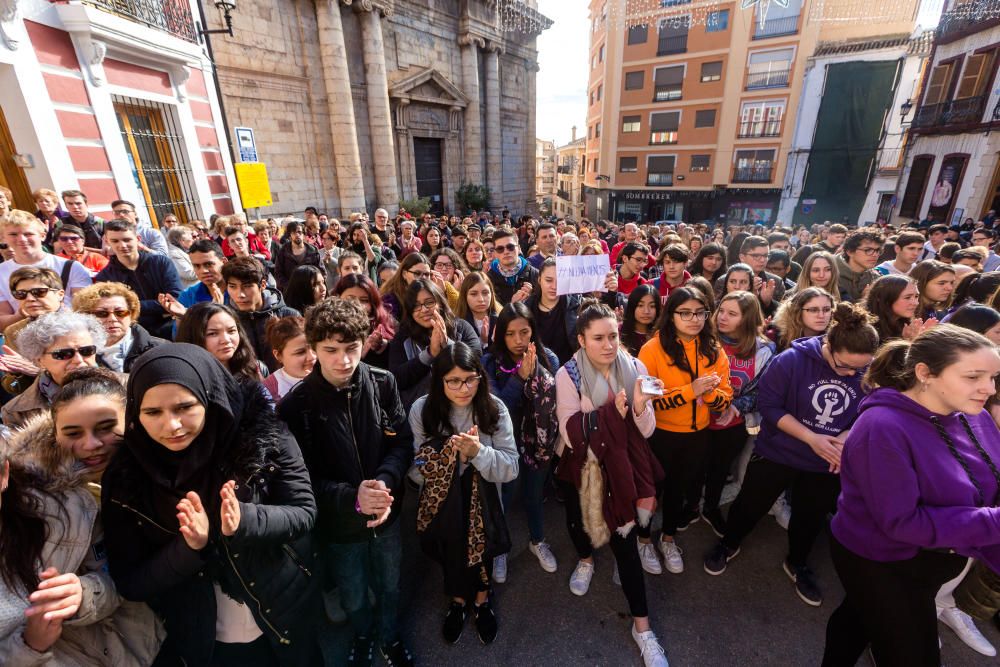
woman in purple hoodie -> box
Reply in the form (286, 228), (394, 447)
(823, 325), (1000, 667)
(703, 302), (879, 609)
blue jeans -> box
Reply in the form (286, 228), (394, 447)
(501, 460), (547, 543)
(327, 520), (402, 644)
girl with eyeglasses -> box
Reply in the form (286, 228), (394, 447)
(1, 311), (104, 430)
(695, 291), (775, 536)
(637, 287), (733, 575)
(379, 252), (432, 321)
(410, 342), (517, 645)
(431, 248), (468, 291)
(73, 282), (166, 373)
(769, 287), (835, 352)
(0, 367), (165, 664)
(332, 272), (397, 369)
(481, 303), (560, 582)
(554, 301), (668, 667)
(704, 302), (879, 608)
(388, 280), (481, 406)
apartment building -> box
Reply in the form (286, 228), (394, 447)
(583, 0), (919, 225)
(894, 1), (1000, 225)
(553, 132), (587, 219)
(536, 138), (556, 213)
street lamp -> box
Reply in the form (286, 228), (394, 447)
(899, 98), (914, 124)
(200, 0), (236, 37)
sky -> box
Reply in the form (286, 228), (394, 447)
(535, 0), (590, 148)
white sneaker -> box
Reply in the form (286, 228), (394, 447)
(493, 554), (507, 584)
(769, 495), (791, 530)
(638, 541), (663, 575)
(569, 560), (594, 596)
(939, 606), (997, 656)
(658, 539), (684, 574)
(631, 624), (669, 667)
(528, 540), (558, 573)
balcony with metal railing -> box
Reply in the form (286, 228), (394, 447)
(745, 68), (790, 90)
(557, 165), (572, 174)
(657, 35), (688, 56)
(647, 172), (674, 186)
(913, 95), (988, 129)
(737, 120), (783, 138)
(83, 0), (198, 41)
(653, 85), (682, 102)
(753, 15), (799, 39)
(557, 189), (571, 200)
(732, 166), (773, 183)
(936, 0), (1000, 43)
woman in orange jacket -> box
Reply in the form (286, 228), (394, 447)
(637, 287), (732, 575)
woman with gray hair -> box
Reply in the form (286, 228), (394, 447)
(166, 224), (198, 288)
(1, 311), (105, 429)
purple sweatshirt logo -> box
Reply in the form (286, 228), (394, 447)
(807, 380), (856, 428)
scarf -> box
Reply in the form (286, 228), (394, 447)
(521, 364), (558, 469)
(489, 256), (527, 285)
(572, 346), (639, 410)
(415, 438), (489, 583)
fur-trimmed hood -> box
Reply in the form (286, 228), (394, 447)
(1, 413), (89, 496)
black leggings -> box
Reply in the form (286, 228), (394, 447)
(822, 536), (967, 667)
(559, 478), (649, 618)
(697, 423), (748, 513)
(641, 428), (709, 538)
(723, 453), (840, 567)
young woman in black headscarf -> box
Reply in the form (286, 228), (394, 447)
(100, 343), (321, 667)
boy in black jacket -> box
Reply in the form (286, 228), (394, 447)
(277, 298), (414, 667)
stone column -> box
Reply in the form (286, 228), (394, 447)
(484, 41), (503, 201)
(459, 34), (484, 187)
(525, 60), (539, 214)
(359, 4), (399, 212)
(316, 0), (365, 214)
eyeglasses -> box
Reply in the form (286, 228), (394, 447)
(407, 269), (432, 280)
(831, 352), (871, 373)
(675, 309), (709, 321)
(855, 247), (881, 256)
(801, 306), (833, 315)
(91, 308), (130, 320)
(13, 287), (58, 300)
(49, 345), (97, 361)
(496, 243), (518, 253)
(444, 376), (481, 390)
(743, 253), (768, 260)
(434, 262), (453, 270)
(414, 299), (438, 312)
(58, 236), (82, 243)
(112, 208), (132, 215)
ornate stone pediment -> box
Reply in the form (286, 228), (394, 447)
(389, 68), (469, 109)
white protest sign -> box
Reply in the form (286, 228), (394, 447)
(556, 254), (611, 296)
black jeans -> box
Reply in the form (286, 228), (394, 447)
(722, 453), (840, 567)
(698, 423), (749, 513)
(211, 637), (279, 667)
(644, 428), (709, 538)
(823, 536), (967, 667)
(559, 478), (649, 618)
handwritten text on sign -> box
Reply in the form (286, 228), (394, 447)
(556, 254), (610, 296)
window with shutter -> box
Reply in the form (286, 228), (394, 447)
(647, 155), (675, 185)
(627, 24), (648, 44)
(695, 109), (716, 128)
(625, 71), (645, 90)
(746, 49), (793, 89)
(620, 156), (638, 172)
(654, 65), (685, 101)
(690, 155), (710, 171)
(657, 17), (689, 55)
(956, 52), (995, 99)
(701, 61), (723, 82)
(650, 112), (680, 144)
(622, 115), (641, 133)
(924, 63), (954, 105)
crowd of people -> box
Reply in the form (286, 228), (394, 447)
(1, 182), (1000, 666)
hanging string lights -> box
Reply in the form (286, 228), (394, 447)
(491, 0), (554, 34)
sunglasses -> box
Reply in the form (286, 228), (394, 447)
(49, 345), (97, 360)
(496, 243), (518, 253)
(13, 287), (58, 300)
(91, 308), (130, 320)
(58, 236), (82, 243)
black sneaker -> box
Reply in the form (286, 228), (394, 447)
(701, 507), (726, 538)
(442, 600), (467, 644)
(675, 509), (700, 532)
(380, 640), (415, 667)
(783, 559), (822, 606)
(474, 599), (498, 644)
(348, 634), (376, 666)
(703, 541), (740, 575)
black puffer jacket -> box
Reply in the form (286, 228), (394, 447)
(234, 288), (300, 372)
(102, 384), (321, 666)
(277, 362), (413, 544)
